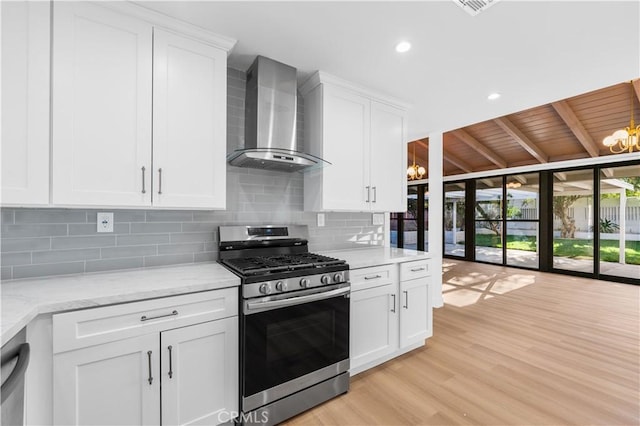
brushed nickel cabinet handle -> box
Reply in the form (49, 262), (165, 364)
(411, 267), (426, 272)
(372, 186), (377, 203)
(390, 294), (396, 313)
(167, 345), (173, 379)
(365, 186), (370, 203)
(147, 351), (153, 385)
(140, 310), (178, 322)
(157, 168), (163, 195)
(403, 290), (409, 309)
(364, 274), (382, 280)
(141, 166), (146, 194)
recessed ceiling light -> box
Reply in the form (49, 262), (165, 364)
(395, 41), (411, 53)
(487, 92), (501, 100)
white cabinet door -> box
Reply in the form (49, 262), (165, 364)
(153, 29), (227, 209)
(52, 2), (152, 206)
(399, 278), (430, 348)
(321, 86), (370, 211)
(161, 318), (238, 426)
(1, 1), (50, 205)
(370, 101), (407, 212)
(53, 333), (160, 425)
(350, 283), (398, 372)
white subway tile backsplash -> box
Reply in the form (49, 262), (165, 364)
(130, 222), (182, 234)
(157, 242), (205, 255)
(2, 224), (68, 238)
(100, 245), (157, 259)
(116, 234), (172, 246)
(51, 235), (116, 250)
(32, 248), (101, 264)
(85, 257), (144, 273)
(13, 261), (85, 280)
(144, 253), (194, 268)
(2, 237), (51, 253)
(1, 252), (32, 267)
(15, 209), (86, 224)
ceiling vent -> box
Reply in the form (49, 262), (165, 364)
(453, 0), (501, 16)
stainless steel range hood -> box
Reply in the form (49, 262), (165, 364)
(227, 56), (329, 172)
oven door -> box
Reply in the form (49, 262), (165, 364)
(242, 284), (350, 412)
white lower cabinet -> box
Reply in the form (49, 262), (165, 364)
(350, 260), (431, 375)
(399, 277), (430, 348)
(161, 318), (238, 426)
(53, 289), (238, 426)
(54, 333), (160, 425)
(350, 283), (398, 368)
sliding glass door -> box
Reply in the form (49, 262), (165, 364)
(444, 183), (465, 257)
(552, 169), (594, 274)
(475, 177), (503, 264)
(599, 165), (640, 280)
(506, 173), (540, 269)
(438, 160), (638, 284)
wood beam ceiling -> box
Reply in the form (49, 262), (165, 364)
(443, 150), (473, 173)
(493, 116), (549, 164)
(633, 79), (640, 102)
(551, 101), (600, 158)
(450, 129), (508, 169)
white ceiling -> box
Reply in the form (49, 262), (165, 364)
(135, 0), (640, 141)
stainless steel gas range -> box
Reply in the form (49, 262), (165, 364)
(218, 225), (350, 425)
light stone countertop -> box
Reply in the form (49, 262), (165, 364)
(320, 247), (430, 269)
(1, 262), (240, 345)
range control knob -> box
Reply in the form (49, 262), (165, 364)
(259, 283), (272, 295)
(321, 275), (330, 285)
(275, 281), (287, 292)
(299, 278), (310, 288)
(333, 273), (343, 282)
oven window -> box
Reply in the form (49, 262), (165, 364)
(243, 294), (349, 398)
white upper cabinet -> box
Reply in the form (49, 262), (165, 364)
(51, 2), (234, 209)
(1, 1), (50, 205)
(152, 29), (227, 209)
(370, 102), (407, 212)
(302, 72), (408, 212)
(52, 2), (153, 207)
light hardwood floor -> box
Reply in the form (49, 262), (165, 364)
(285, 259), (640, 425)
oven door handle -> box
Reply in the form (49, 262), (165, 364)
(246, 286), (350, 313)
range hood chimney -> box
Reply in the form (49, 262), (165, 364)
(227, 56), (328, 172)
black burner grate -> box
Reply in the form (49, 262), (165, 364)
(222, 253), (345, 276)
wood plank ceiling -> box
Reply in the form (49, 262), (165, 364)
(408, 79), (640, 178)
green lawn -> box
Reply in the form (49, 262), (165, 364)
(556, 239), (640, 265)
(475, 234), (640, 265)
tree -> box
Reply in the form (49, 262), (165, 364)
(553, 195), (580, 238)
(475, 201), (501, 236)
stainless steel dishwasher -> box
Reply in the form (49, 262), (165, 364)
(1, 328), (30, 426)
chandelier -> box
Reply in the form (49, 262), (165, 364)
(406, 143), (426, 180)
(602, 80), (639, 153)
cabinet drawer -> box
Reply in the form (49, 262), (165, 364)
(400, 260), (429, 281)
(350, 265), (395, 291)
(53, 287), (238, 354)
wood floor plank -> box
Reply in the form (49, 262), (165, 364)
(284, 260), (640, 425)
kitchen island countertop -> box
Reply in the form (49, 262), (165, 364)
(1, 262), (240, 345)
(320, 247), (430, 269)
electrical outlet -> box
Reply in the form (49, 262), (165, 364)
(372, 213), (384, 225)
(97, 212), (114, 233)
(317, 213), (325, 227)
